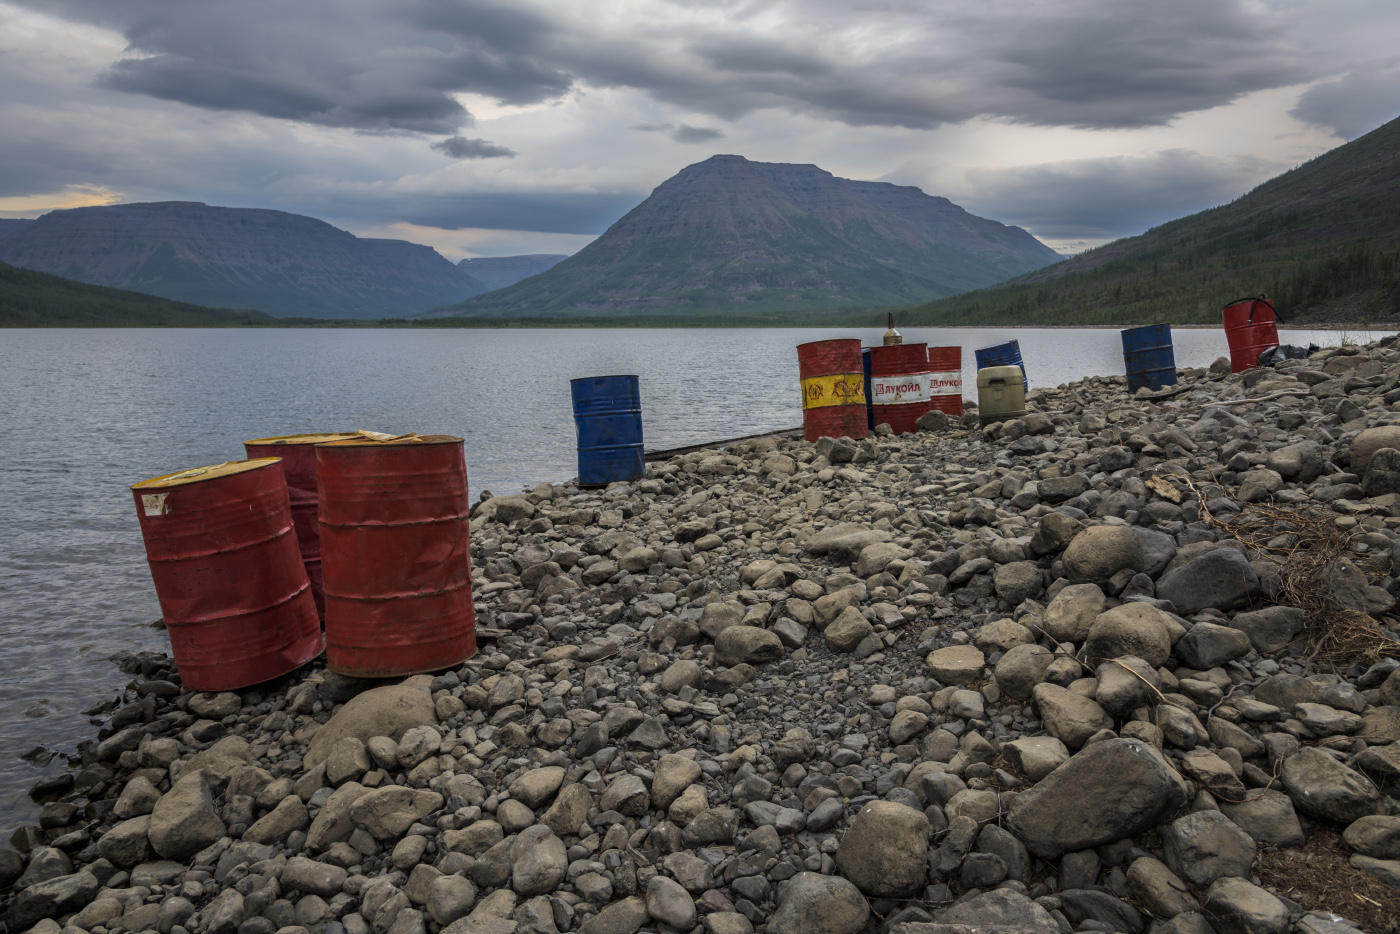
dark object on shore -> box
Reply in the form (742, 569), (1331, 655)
(868, 342), (934, 435)
(1121, 323), (1178, 393)
(131, 460), (324, 691)
(975, 339), (1029, 392)
(798, 339), (868, 443)
(1224, 294), (1281, 373)
(928, 345), (964, 417)
(317, 435), (477, 677)
(1257, 344), (1320, 366)
(571, 376), (645, 487)
(244, 432), (361, 620)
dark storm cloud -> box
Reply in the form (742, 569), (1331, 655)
(671, 125), (724, 143)
(431, 136), (516, 158)
(955, 150), (1280, 242)
(14, 0), (1312, 134)
(1291, 61), (1400, 140)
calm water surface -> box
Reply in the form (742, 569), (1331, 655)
(0, 325), (1371, 832)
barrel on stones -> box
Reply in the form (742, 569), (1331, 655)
(927, 346), (964, 416)
(1120, 324), (1178, 393)
(975, 339), (1028, 391)
(131, 459), (325, 691)
(243, 433), (360, 620)
(978, 366), (1028, 426)
(868, 343), (933, 434)
(797, 339), (868, 442)
(1223, 296), (1280, 373)
(316, 436), (476, 677)
(571, 375), (645, 487)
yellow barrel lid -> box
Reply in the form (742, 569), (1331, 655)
(317, 433), (462, 448)
(133, 458), (281, 490)
(245, 432), (362, 446)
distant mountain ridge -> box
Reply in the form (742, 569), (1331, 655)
(0, 202), (489, 318)
(432, 155), (1061, 317)
(906, 114), (1400, 326)
(458, 254), (568, 290)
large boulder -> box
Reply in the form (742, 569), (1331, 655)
(1228, 606), (1307, 655)
(1007, 738), (1190, 859)
(510, 825), (566, 897)
(1161, 811), (1256, 888)
(1062, 526), (1146, 584)
(1032, 684), (1113, 749)
(825, 607), (874, 653)
(1268, 440), (1327, 482)
(148, 771), (225, 860)
(1156, 550), (1260, 614)
(1281, 747), (1385, 823)
(1350, 427), (1400, 476)
(834, 801), (930, 897)
(995, 644), (1055, 700)
(766, 872), (869, 934)
(715, 626), (783, 665)
(1083, 603), (1174, 668)
(305, 677), (437, 767)
(1043, 583), (1107, 643)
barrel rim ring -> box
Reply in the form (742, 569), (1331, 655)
(133, 458), (281, 490)
(569, 374), (639, 383)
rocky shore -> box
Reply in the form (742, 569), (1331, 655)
(8, 338), (1400, 934)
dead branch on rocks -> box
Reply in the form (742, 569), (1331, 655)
(1167, 472), (1400, 664)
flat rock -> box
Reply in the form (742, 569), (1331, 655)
(305, 678), (437, 768)
(1007, 738), (1190, 859)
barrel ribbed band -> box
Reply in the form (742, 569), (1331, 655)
(801, 373), (865, 409)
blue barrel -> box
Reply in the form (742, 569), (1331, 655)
(862, 349), (875, 430)
(974, 340), (1028, 391)
(1121, 324), (1177, 393)
(571, 375), (644, 487)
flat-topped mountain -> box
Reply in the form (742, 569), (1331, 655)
(458, 254), (568, 290)
(432, 155), (1061, 318)
(0, 202), (488, 318)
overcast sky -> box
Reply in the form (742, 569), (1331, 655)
(2, 0), (1397, 258)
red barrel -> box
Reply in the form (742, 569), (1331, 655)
(317, 435), (476, 677)
(869, 343), (933, 434)
(1223, 296), (1280, 373)
(797, 339), (869, 442)
(131, 459), (325, 691)
(244, 433), (360, 620)
(927, 346), (964, 417)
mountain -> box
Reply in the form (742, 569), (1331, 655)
(905, 115), (1400, 327)
(430, 155), (1061, 318)
(0, 259), (276, 326)
(0, 202), (488, 319)
(458, 254), (568, 290)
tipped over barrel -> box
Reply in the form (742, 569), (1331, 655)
(244, 432), (361, 619)
(132, 459), (324, 691)
(1223, 296), (1280, 373)
(797, 339), (868, 442)
(317, 435), (476, 677)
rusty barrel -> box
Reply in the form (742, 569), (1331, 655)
(131, 459), (324, 691)
(244, 433), (360, 620)
(927, 346), (964, 416)
(797, 339), (868, 442)
(316, 435), (476, 676)
(868, 342), (932, 434)
(1223, 296), (1280, 373)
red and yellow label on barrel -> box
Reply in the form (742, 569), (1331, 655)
(801, 372), (865, 409)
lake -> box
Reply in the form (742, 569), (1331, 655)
(0, 324), (1370, 833)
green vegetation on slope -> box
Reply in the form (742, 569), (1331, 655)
(904, 115), (1400, 328)
(0, 260), (274, 327)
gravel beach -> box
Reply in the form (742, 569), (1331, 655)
(7, 338), (1400, 934)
